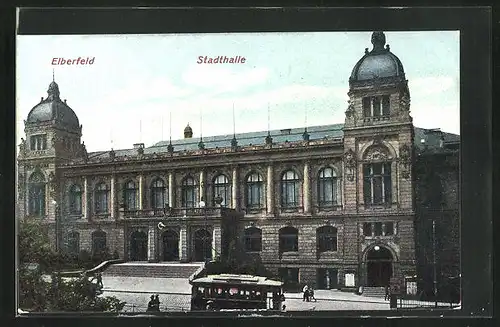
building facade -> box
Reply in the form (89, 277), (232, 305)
(17, 32), (460, 290)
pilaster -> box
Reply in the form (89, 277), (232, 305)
(266, 164), (274, 214)
(232, 166), (238, 210)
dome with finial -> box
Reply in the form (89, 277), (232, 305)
(349, 31), (405, 85)
(184, 123), (193, 138)
(26, 80), (80, 129)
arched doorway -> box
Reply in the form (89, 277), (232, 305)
(194, 229), (212, 262)
(130, 231), (148, 261)
(366, 246), (393, 286)
(162, 230), (179, 261)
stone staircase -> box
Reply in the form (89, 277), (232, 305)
(102, 262), (204, 279)
(362, 286), (387, 298)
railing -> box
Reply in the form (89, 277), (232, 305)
(243, 206), (267, 215)
(120, 207), (222, 219)
(278, 206), (303, 214)
(314, 204), (343, 213)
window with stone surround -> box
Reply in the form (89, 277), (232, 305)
(317, 167), (339, 209)
(94, 182), (109, 214)
(124, 180), (138, 210)
(66, 231), (80, 255)
(363, 222), (395, 237)
(91, 230), (107, 256)
(28, 171), (46, 217)
(246, 172), (264, 209)
(278, 267), (299, 284)
(151, 177), (167, 209)
(363, 162), (392, 206)
(362, 95), (390, 118)
(279, 226), (299, 252)
(244, 227), (262, 252)
(69, 184), (82, 215)
(181, 176), (197, 208)
(280, 170), (300, 210)
(213, 174), (230, 207)
(317, 226), (338, 252)
(30, 134), (47, 150)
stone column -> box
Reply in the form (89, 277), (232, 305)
(180, 225), (188, 262)
(83, 176), (89, 220)
(168, 172), (174, 208)
(138, 174), (144, 209)
(232, 166), (238, 210)
(267, 164), (274, 214)
(212, 224), (222, 260)
(303, 161), (311, 213)
(148, 224), (157, 262)
(199, 170), (205, 202)
(110, 174), (116, 219)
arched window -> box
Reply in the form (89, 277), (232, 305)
(66, 231), (80, 255)
(213, 174), (230, 207)
(94, 182), (109, 214)
(246, 172), (263, 209)
(28, 172), (46, 217)
(91, 230), (107, 256)
(244, 227), (262, 252)
(69, 184), (82, 215)
(182, 176), (197, 208)
(317, 226), (338, 252)
(281, 170), (300, 209)
(318, 167), (338, 209)
(279, 226), (298, 253)
(124, 180), (138, 210)
(363, 162), (392, 206)
(151, 178), (166, 209)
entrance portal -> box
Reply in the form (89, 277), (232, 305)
(130, 231), (148, 261)
(162, 230), (179, 261)
(366, 246), (393, 286)
(317, 268), (338, 289)
(194, 229), (212, 262)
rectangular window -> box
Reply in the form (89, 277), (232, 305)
(279, 268), (299, 284)
(374, 222), (383, 236)
(372, 97), (381, 116)
(385, 222), (394, 236)
(382, 95), (390, 116)
(30, 134), (47, 150)
(363, 222), (372, 236)
(364, 163), (392, 206)
(363, 97), (371, 117)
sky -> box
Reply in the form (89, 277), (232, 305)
(16, 31), (460, 152)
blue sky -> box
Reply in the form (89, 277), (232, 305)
(16, 31), (459, 152)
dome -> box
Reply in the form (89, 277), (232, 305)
(26, 81), (80, 129)
(184, 123), (193, 138)
(350, 31), (405, 84)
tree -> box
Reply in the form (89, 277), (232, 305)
(17, 219), (126, 312)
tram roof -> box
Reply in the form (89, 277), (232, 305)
(190, 274), (283, 287)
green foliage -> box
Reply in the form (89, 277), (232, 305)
(47, 275), (126, 312)
(206, 239), (275, 278)
(17, 219), (127, 312)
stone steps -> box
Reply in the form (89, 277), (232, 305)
(103, 262), (204, 279)
(362, 286), (387, 298)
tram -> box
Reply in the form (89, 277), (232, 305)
(189, 274), (285, 311)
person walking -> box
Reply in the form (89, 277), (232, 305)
(146, 295), (155, 312)
(302, 284), (309, 302)
(309, 287), (317, 302)
(154, 294), (161, 311)
(385, 285), (390, 301)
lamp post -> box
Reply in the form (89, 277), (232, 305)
(52, 200), (59, 252)
(432, 219), (438, 308)
(199, 199), (207, 263)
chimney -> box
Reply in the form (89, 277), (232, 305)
(64, 99), (67, 104)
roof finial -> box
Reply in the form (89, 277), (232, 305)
(371, 31), (386, 52)
(231, 103), (238, 150)
(303, 106), (310, 141)
(265, 103), (273, 145)
(52, 68), (55, 82)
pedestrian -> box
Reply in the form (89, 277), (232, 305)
(154, 294), (161, 311)
(309, 287), (317, 302)
(385, 285), (390, 301)
(146, 295), (155, 312)
(302, 284), (309, 302)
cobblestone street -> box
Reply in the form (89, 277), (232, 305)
(101, 276), (391, 312)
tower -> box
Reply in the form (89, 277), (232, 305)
(17, 80), (85, 250)
(343, 31), (416, 286)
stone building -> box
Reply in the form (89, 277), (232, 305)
(17, 31), (460, 290)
